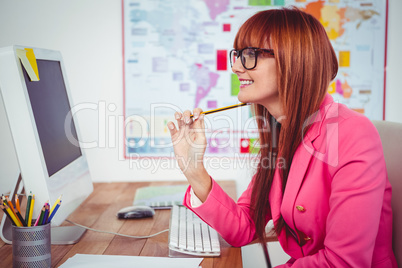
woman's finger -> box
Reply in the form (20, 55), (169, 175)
(167, 121), (178, 137)
(175, 112), (185, 129)
(193, 113), (205, 130)
(192, 108), (203, 120)
(182, 110), (192, 125)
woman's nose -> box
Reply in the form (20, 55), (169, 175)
(231, 58), (245, 74)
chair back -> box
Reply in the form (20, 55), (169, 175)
(372, 120), (402, 266)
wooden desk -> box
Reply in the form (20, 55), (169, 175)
(0, 181), (242, 267)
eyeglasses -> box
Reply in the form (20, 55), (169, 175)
(229, 47), (275, 70)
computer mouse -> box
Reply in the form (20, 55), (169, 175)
(117, 205), (155, 219)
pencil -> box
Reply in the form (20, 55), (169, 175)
(0, 204), (16, 226)
(49, 195), (62, 215)
(47, 200), (61, 224)
(190, 103), (249, 118)
(15, 194), (21, 214)
(42, 204), (49, 225)
(15, 209), (27, 227)
(27, 195), (35, 227)
(14, 194), (21, 213)
(37, 205), (46, 226)
(3, 204), (21, 227)
(6, 196), (23, 226)
(25, 192), (32, 225)
(33, 215), (41, 227)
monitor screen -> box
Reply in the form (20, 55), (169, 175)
(22, 60), (82, 177)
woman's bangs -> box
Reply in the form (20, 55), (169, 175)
(233, 12), (272, 49)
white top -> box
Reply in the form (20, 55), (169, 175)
(189, 187), (203, 208)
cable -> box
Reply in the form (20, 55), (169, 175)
(65, 219), (169, 239)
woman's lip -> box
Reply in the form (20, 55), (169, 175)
(239, 79), (254, 88)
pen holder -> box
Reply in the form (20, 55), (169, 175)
(12, 222), (51, 268)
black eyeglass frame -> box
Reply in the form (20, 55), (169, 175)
(229, 47), (275, 70)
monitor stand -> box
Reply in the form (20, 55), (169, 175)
(0, 174), (86, 245)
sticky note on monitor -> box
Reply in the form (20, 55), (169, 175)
(16, 48), (40, 81)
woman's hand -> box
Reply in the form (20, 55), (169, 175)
(167, 108), (211, 202)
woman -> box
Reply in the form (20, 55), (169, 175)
(167, 7), (397, 267)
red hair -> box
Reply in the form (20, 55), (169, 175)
(234, 7), (338, 243)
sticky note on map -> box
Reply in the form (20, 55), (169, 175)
(339, 51), (350, 67)
(16, 48), (40, 81)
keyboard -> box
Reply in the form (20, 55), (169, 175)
(168, 205), (221, 257)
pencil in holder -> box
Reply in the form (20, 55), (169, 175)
(12, 222), (51, 268)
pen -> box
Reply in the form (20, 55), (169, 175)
(190, 103), (249, 118)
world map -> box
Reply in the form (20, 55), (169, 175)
(123, 0), (387, 157)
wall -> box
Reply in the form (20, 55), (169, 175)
(0, 0), (401, 196)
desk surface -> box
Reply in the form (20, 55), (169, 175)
(0, 181), (242, 267)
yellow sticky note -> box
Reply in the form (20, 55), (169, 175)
(339, 51), (350, 67)
(16, 48), (40, 81)
(25, 48), (39, 80)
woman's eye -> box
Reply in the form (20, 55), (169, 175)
(244, 50), (256, 58)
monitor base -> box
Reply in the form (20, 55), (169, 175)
(50, 226), (86, 245)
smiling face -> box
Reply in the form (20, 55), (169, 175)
(232, 49), (282, 118)
(232, 9), (337, 124)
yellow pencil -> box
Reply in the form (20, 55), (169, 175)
(190, 103), (249, 118)
(49, 195), (62, 215)
(3, 204), (22, 227)
(6, 196), (23, 226)
(0, 204), (14, 225)
(27, 195), (35, 227)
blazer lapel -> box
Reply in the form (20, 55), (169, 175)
(281, 138), (315, 230)
(280, 94), (335, 230)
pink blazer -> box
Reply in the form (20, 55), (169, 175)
(184, 94), (397, 267)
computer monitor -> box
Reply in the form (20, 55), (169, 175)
(0, 46), (93, 244)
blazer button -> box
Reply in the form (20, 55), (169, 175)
(296, 205), (306, 212)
